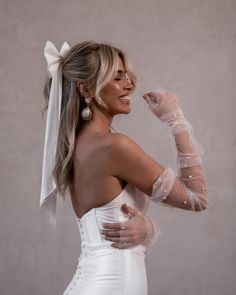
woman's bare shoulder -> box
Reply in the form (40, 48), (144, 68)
(107, 132), (145, 156)
(107, 131), (164, 195)
(108, 132), (135, 147)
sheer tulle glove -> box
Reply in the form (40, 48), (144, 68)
(101, 204), (160, 249)
(143, 91), (209, 211)
(142, 215), (161, 247)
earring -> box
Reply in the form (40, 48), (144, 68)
(81, 97), (92, 120)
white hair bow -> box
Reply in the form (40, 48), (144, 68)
(40, 40), (70, 227)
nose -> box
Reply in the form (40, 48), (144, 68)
(124, 77), (133, 90)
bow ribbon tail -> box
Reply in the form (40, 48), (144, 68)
(40, 68), (63, 227)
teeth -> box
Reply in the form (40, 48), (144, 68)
(118, 95), (130, 103)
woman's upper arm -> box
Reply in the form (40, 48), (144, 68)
(108, 133), (165, 196)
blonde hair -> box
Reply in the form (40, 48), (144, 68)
(42, 41), (137, 199)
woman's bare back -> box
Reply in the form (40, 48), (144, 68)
(71, 131), (127, 219)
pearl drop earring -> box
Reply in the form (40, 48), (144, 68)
(81, 97), (92, 120)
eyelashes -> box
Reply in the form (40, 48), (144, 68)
(114, 73), (131, 81)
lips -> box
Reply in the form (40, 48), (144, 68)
(118, 95), (131, 104)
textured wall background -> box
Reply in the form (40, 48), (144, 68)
(0, 0), (235, 294)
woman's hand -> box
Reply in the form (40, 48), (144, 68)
(143, 91), (180, 118)
(100, 204), (155, 249)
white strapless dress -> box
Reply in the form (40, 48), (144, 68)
(63, 182), (150, 295)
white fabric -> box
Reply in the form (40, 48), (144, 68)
(63, 182), (155, 295)
(40, 40), (70, 227)
(144, 91), (209, 211)
(150, 167), (176, 202)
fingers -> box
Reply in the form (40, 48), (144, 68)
(101, 220), (132, 236)
(111, 242), (133, 249)
(101, 227), (137, 249)
(121, 203), (140, 218)
(102, 209), (139, 231)
(101, 229), (131, 237)
(100, 210), (146, 249)
(143, 92), (164, 108)
(104, 236), (131, 243)
(143, 91), (180, 118)
(143, 94), (156, 110)
(102, 221), (130, 230)
(145, 91), (165, 99)
(101, 217), (139, 238)
(143, 91), (179, 103)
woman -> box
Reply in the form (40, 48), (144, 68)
(40, 40), (209, 295)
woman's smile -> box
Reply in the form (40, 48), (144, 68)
(117, 95), (131, 104)
(98, 56), (134, 113)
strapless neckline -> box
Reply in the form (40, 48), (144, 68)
(76, 183), (129, 221)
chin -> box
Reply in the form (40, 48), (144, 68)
(113, 107), (130, 116)
(119, 105), (131, 114)
(111, 102), (131, 116)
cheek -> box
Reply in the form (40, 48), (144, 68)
(102, 84), (120, 98)
(110, 84), (122, 96)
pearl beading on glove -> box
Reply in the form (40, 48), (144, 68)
(149, 108), (209, 211)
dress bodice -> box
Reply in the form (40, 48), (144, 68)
(76, 182), (150, 255)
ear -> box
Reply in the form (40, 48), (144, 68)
(77, 81), (93, 98)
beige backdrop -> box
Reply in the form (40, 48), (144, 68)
(0, 0), (235, 294)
